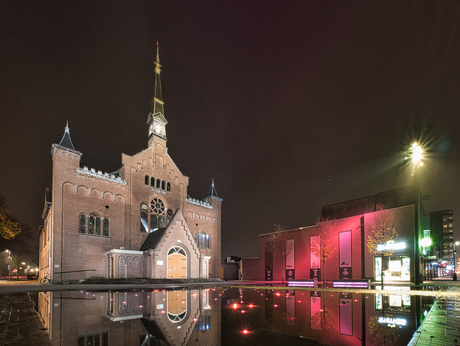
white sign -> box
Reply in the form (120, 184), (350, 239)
(157, 260), (164, 265)
(376, 242), (406, 251)
(378, 317), (406, 326)
(156, 304), (164, 309)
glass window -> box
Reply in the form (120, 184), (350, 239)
(145, 175), (149, 185)
(103, 219), (109, 236)
(94, 334), (100, 346)
(162, 181), (166, 190)
(206, 235), (210, 248)
(167, 182), (171, 191)
(195, 233), (198, 244)
(79, 215), (86, 234)
(102, 333), (108, 346)
(89, 215), (95, 235)
(140, 211), (148, 233)
(150, 214), (158, 232)
(95, 217), (101, 235)
(159, 215), (166, 228)
(156, 179), (161, 188)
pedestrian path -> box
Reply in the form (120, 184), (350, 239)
(408, 285), (460, 346)
(0, 292), (50, 345)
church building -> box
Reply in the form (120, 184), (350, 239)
(38, 46), (222, 282)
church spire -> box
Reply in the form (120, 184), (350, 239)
(58, 121), (76, 150)
(151, 40), (164, 115)
(147, 41), (168, 143)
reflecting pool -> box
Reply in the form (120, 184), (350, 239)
(11, 285), (442, 345)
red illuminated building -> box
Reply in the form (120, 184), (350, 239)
(242, 185), (426, 284)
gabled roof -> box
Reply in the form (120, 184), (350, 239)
(139, 228), (167, 251)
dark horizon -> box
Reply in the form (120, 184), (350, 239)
(1, 1), (460, 260)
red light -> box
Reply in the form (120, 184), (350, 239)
(274, 304), (278, 307)
(275, 292), (281, 296)
(241, 329), (250, 335)
(248, 304), (254, 308)
(241, 310), (246, 314)
(232, 303), (238, 309)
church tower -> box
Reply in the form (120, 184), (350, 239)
(147, 41), (168, 149)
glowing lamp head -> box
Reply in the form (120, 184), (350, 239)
(412, 143), (423, 163)
(420, 237), (432, 247)
(241, 329), (250, 335)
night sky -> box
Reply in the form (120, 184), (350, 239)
(1, 1), (460, 259)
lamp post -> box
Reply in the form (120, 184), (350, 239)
(5, 250), (11, 280)
(453, 241), (459, 278)
(406, 142), (424, 285)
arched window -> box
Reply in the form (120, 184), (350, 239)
(79, 214), (86, 234)
(199, 233), (205, 249)
(145, 175), (149, 185)
(162, 181), (166, 190)
(95, 216), (101, 235)
(156, 179), (161, 188)
(167, 209), (174, 225)
(150, 177), (155, 187)
(88, 214), (95, 235)
(141, 198), (166, 233)
(167, 182), (171, 191)
(140, 203), (149, 233)
(194, 233), (198, 244)
(79, 213), (109, 236)
(206, 234), (210, 248)
(103, 218), (109, 236)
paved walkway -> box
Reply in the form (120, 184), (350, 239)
(408, 284), (460, 346)
(0, 292), (50, 345)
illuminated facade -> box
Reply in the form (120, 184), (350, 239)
(38, 47), (222, 282)
(242, 185), (424, 284)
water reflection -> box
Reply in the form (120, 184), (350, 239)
(38, 288), (221, 346)
(35, 286), (436, 345)
(221, 286), (435, 346)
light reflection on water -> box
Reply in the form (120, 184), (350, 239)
(35, 286), (436, 346)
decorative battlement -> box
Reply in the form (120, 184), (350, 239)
(186, 197), (213, 209)
(77, 166), (127, 185)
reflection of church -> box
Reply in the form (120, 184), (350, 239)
(38, 45), (222, 282)
(38, 288), (220, 346)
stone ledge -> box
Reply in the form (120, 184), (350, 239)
(54, 278), (224, 285)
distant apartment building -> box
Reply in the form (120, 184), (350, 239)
(430, 210), (455, 264)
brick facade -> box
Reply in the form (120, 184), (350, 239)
(38, 51), (222, 282)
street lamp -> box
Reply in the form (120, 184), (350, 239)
(405, 142), (424, 176)
(5, 250), (11, 279)
(454, 241), (460, 276)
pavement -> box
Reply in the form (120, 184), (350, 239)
(0, 292), (50, 345)
(408, 284), (460, 346)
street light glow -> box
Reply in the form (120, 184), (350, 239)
(406, 142), (424, 176)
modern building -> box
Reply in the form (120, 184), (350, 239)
(430, 210), (456, 270)
(38, 46), (222, 282)
(242, 185), (426, 284)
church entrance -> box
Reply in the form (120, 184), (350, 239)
(167, 246), (187, 278)
(167, 290), (187, 322)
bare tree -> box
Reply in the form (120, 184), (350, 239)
(311, 218), (336, 285)
(266, 224), (294, 284)
(11, 254), (23, 280)
(366, 209), (398, 286)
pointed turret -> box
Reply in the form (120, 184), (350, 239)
(147, 41), (168, 145)
(207, 179), (219, 198)
(58, 121), (76, 150)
